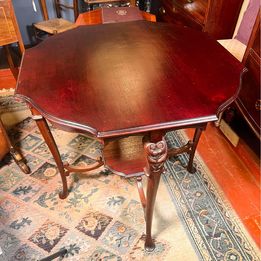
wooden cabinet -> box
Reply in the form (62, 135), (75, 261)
(235, 11), (260, 139)
(158, 0), (244, 39)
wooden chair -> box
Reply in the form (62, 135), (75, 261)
(33, 0), (79, 40)
(0, 118), (30, 174)
(0, 1), (29, 173)
(0, 0), (25, 79)
(217, 0), (259, 62)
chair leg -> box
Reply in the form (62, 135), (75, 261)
(9, 147), (30, 174)
(130, 0), (136, 6)
(54, 0), (62, 18)
(0, 119), (30, 174)
(3, 45), (19, 80)
(73, 0), (79, 21)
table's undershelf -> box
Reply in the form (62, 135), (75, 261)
(103, 135), (147, 176)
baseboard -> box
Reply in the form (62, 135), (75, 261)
(219, 119), (240, 147)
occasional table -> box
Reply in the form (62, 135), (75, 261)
(15, 21), (244, 250)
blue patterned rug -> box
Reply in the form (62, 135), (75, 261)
(165, 132), (260, 261)
(0, 115), (259, 260)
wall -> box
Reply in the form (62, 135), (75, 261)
(234, 0), (260, 45)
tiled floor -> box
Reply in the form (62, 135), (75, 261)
(1, 68), (260, 248)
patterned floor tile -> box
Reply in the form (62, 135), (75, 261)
(73, 155), (96, 168)
(9, 217), (32, 230)
(76, 211), (113, 240)
(7, 128), (25, 143)
(88, 246), (122, 261)
(79, 169), (112, 190)
(10, 243), (44, 261)
(81, 175), (124, 212)
(7, 206), (46, 240)
(0, 168), (24, 192)
(86, 174), (122, 194)
(28, 220), (68, 253)
(85, 177), (134, 214)
(32, 142), (52, 159)
(102, 221), (138, 255)
(33, 178), (99, 223)
(12, 178), (42, 202)
(0, 230), (21, 260)
(60, 151), (81, 164)
(119, 200), (145, 231)
(0, 157), (29, 176)
(23, 153), (44, 172)
(16, 134), (42, 152)
(104, 195), (127, 214)
(33, 188), (61, 210)
(67, 134), (94, 151)
(30, 162), (58, 181)
(51, 128), (76, 145)
(15, 117), (36, 132)
(83, 139), (103, 160)
(52, 230), (92, 260)
(64, 181), (99, 211)
(0, 198), (22, 225)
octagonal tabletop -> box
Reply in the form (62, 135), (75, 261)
(16, 21), (244, 138)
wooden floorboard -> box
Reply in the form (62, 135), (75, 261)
(0, 69), (16, 91)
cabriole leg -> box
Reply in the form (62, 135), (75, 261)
(30, 108), (69, 199)
(143, 137), (168, 251)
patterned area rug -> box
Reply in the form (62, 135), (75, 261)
(0, 116), (259, 260)
(0, 95), (27, 113)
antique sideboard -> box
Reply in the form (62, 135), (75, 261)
(158, 0), (244, 39)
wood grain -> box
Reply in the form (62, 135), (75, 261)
(16, 21), (243, 138)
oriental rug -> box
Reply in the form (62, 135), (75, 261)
(0, 99), (259, 260)
(0, 95), (27, 113)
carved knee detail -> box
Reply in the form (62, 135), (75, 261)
(144, 139), (168, 176)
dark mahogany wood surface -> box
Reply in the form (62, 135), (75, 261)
(159, 0), (244, 40)
(75, 9), (156, 26)
(16, 21), (243, 138)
